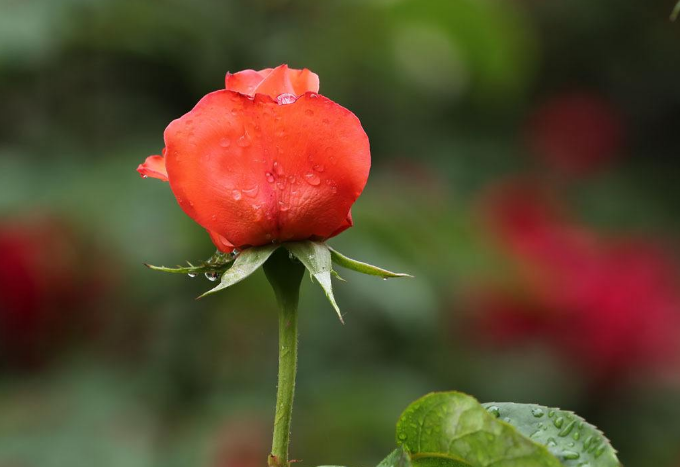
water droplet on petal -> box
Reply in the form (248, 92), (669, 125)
(242, 185), (259, 197)
(278, 201), (289, 212)
(266, 172), (275, 183)
(304, 173), (321, 186)
(220, 138), (231, 148)
(276, 93), (297, 105)
(273, 160), (284, 176)
(288, 175), (297, 184)
(276, 181), (286, 190)
(237, 134), (250, 147)
(232, 189), (242, 201)
(313, 164), (325, 172)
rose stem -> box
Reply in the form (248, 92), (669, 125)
(263, 248), (305, 467)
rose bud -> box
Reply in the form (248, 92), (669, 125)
(138, 64), (370, 251)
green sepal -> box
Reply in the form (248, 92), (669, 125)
(481, 402), (620, 467)
(144, 250), (235, 275)
(198, 244), (280, 299)
(328, 246), (412, 279)
(396, 392), (564, 467)
(284, 241), (343, 323)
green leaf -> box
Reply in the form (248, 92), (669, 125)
(145, 250), (235, 275)
(377, 448), (468, 467)
(396, 392), (563, 467)
(481, 403), (620, 467)
(329, 246), (413, 279)
(377, 448), (412, 467)
(672, 0), (680, 20)
(285, 241), (343, 323)
(198, 244), (279, 298)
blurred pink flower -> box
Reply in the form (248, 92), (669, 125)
(470, 181), (680, 383)
(0, 217), (108, 368)
(526, 92), (624, 175)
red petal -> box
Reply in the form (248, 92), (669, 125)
(253, 64), (296, 99)
(289, 68), (320, 96)
(137, 155), (168, 181)
(208, 230), (235, 252)
(164, 91), (370, 248)
(225, 69), (268, 96)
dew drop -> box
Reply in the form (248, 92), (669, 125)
(546, 437), (557, 447)
(309, 93), (318, 99)
(554, 417), (565, 429)
(273, 160), (284, 176)
(237, 134), (250, 147)
(532, 408), (545, 418)
(287, 175), (297, 184)
(276, 93), (297, 105)
(232, 189), (242, 201)
(276, 181), (286, 190)
(313, 164), (325, 172)
(187, 273), (196, 278)
(219, 137), (231, 148)
(211, 214), (217, 221)
(278, 201), (289, 212)
(304, 172), (321, 186)
(487, 406), (501, 418)
(242, 185), (259, 197)
(561, 451), (580, 460)
(266, 172), (275, 183)
(205, 272), (219, 282)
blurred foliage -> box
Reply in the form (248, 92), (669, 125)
(1, 0), (680, 466)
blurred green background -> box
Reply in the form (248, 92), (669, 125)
(1, 0), (680, 466)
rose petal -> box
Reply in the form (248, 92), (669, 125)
(288, 68), (320, 96)
(164, 90), (370, 248)
(137, 155), (168, 181)
(208, 230), (236, 252)
(253, 64), (296, 99)
(225, 69), (269, 96)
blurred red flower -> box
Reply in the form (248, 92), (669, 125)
(0, 218), (107, 368)
(526, 92), (624, 175)
(138, 64), (371, 251)
(470, 182), (680, 382)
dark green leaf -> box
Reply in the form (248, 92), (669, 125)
(145, 250), (235, 275)
(396, 392), (563, 467)
(285, 241), (342, 323)
(198, 244), (279, 298)
(482, 403), (620, 467)
(329, 246), (413, 279)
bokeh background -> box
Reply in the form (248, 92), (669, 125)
(1, 0), (680, 466)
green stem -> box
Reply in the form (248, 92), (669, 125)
(263, 248), (305, 467)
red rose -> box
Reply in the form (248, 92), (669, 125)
(138, 64), (370, 251)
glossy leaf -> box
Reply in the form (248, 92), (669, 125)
(377, 448), (468, 467)
(396, 392), (563, 467)
(145, 250), (235, 275)
(198, 244), (279, 298)
(329, 246), (413, 279)
(377, 448), (412, 467)
(285, 241), (342, 323)
(482, 403), (620, 467)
